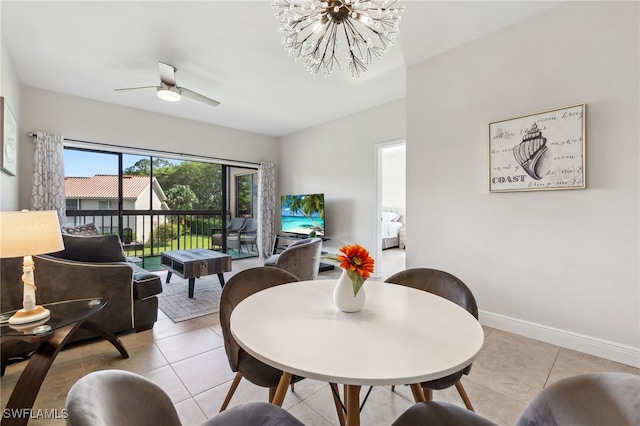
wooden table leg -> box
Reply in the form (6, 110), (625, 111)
(409, 383), (426, 402)
(271, 372), (292, 406)
(79, 320), (129, 359)
(329, 383), (346, 426)
(1, 322), (79, 426)
(345, 384), (361, 426)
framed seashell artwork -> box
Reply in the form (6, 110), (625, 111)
(489, 104), (585, 192)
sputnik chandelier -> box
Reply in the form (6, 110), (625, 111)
(272, 0), (404, 78)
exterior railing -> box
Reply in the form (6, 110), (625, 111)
(64, 209), (256, 269)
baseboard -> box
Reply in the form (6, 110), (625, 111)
(479, 310), (640, 368)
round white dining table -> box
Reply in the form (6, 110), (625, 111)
(230, 279), (484, 426)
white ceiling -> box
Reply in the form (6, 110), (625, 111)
(2, 1), (561, 137)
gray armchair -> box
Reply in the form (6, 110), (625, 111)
(264, 237), (322, 281)
(66, 369), (304, 426)
(391, 372), (640, 426)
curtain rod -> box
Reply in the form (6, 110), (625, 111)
(27, 133), (260, 168)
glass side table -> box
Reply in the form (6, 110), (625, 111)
(1, 298), (129, 426)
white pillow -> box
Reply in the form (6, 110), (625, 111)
(382, 212), (400, 222)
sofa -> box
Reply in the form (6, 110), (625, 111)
(1, 234), (162, 351)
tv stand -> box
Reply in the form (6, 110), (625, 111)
(272, 234), (335, 273)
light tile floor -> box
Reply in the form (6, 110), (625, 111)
(2, 249), (638, 425)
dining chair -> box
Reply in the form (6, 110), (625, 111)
(65, 369), (304, 426)
(219, 266), (346, 425)
(218, 267), (306, 411)
(384, 268), (479, 411)
(391, 372), (640, 426)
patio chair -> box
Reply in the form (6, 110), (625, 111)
(238, 217), (258, 254)
(211, 217), (246, 250)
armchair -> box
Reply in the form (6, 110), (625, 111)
(264, 237), (322, 281)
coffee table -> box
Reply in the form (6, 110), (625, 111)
(1, 298), (128, 426)
(161, 248), (232, 298)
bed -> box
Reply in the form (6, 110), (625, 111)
(381, 207), (405, 249)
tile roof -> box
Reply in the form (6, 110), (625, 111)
(65, 175), (152, 199)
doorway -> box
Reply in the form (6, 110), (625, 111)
(374, 140), (406, 279)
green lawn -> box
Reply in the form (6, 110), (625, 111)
(124, 234), (258, 271)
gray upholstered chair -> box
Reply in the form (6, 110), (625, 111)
(65, 369), (304, 426)
(219, 267), (305, 411)
(515, 372), (640, 426)
(218, 266), (344, 423)
(385, 268), (478, 410)
(391, 372), (640, 426)
(263, 237), (322, 281)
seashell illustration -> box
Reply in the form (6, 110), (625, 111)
(513, 123), (552, 180)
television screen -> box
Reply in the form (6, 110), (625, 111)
(280, 193), (325, 237)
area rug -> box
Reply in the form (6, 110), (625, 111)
(156, 273), (225, 323)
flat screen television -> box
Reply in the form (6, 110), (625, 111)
(280, 193), (325, 237)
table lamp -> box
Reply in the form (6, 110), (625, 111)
(0, 210), (64, 324)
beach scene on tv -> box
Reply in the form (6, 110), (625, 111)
(280, 193), (325, 236)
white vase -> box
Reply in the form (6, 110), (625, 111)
(333, 269), (365, 313)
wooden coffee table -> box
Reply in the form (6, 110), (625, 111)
(161, 249), (232, 298)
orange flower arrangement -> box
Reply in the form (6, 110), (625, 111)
(325, 244), (375, 296)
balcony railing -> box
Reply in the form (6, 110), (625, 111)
(65, 209), (257, 270)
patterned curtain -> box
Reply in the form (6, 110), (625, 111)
(31, 132), (66, 224)
(257, 162), (276, 259)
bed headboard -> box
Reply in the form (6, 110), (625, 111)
(382, 206), (405, 225)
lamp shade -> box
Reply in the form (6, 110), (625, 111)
(0, 210), (64, 258)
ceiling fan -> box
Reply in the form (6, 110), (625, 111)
(115, 62), (220, 107)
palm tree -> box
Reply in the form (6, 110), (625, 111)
(283, 194), (324, 230)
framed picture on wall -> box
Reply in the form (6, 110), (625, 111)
(1, 97), (18, 176)
(489, 104), (585, 192)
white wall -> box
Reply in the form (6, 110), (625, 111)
(406, 2), (639, 365)
(278, 98), (406, 269)
(0, 34), (21, 211)
(17, 87), (278, 209)
(382, 145), (406, 208)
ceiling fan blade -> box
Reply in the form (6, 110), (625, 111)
(159, 62), (177, 86)
(114, 86), (159, 92)
(179, 87), (221, 107)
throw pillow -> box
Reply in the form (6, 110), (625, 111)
(61, 223), (100, 236)
(53, 234), (126, 263)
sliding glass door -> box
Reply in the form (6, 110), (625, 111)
(63, 147), (259, 270)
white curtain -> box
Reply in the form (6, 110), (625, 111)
(31, 132), (66, 224)
(257, 162), (276, 260)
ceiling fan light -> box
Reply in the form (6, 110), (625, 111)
(157, 88), (181, 102)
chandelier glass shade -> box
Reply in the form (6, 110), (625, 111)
(272, 0), (404, 77)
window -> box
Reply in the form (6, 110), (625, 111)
(98, 200), (118, 210)
(66, 199), (80, 211)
